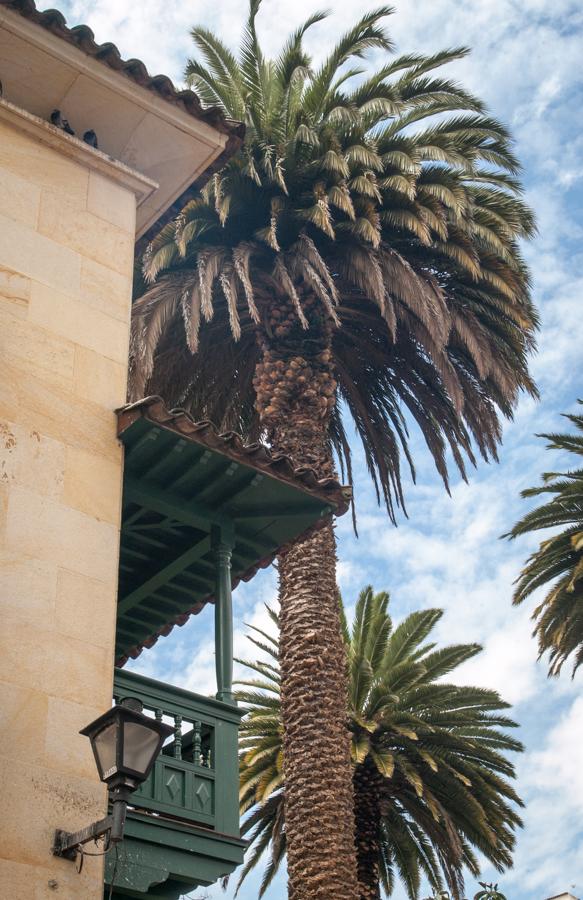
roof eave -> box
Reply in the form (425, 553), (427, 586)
(134, 128), (243, 254)
(117, 397), (351, 517)
(0, 0), (245, 244)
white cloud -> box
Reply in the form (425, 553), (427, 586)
(500, 695), (583, 897)
(453, 613), (540, 705)
(526, 696), (583, 808)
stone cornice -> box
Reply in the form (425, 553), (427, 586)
(0, 96), (158, 202)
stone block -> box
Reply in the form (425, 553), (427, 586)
(38, 190), (134, 276)
(0, 857), (103, 900)
(44, 697), (106, 779)
(0, 610), (112, 706)
(0, 212), (81, 296)
(33, 862), (106, 900)
(87, 170), (137, 233)
(0, 555), (57, 620)
(0, 165), (41, 228)
(0, 858), (34, 896)
(63, 444), (122, 525)
(80, 256), (132, 323)
(0, 120), (90, 206)
(0, 264), (30, 317)
(0, 757), (106, 870)
(55, 568), (118, 651)
(0, 354), (121, 462)
(74, 345), (128, 410)
(0, 418), (65, 499)
(4, 486), (119, 584)
(0, 482), (7, 536)
(0, 304), (76, 393)
(29, 280), (130, 365)
(0, 682), (48, 766)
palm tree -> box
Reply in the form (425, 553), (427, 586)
(423, 886), (507, 900)
(236, 588), (523, 900)
(473, 884), (507, 900)
(505, 403), (583, 676)
(129, 5), (536, 894)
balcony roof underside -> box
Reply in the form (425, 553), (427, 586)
(116, 397), (350, 664)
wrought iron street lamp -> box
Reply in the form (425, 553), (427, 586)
(52, 698), (172, 861)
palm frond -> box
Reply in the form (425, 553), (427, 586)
(130, 0), (537, 533)
(236, 589), (523, 896)
(506, 404), (583, 676)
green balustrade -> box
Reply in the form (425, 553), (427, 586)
(105, 668), (245, 898)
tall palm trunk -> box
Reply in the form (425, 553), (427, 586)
(353, 759), (383, 900)
(253, 292), (359, 898)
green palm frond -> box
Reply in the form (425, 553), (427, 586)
(505, 403), (583, 676)
(236, 590), (523, 897)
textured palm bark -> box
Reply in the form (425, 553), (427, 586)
(354, 759), (382, 900)
(253, 291), (359, 898)
(278, 520), (358, 899)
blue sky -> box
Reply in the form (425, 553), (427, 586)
(61, 1), (583, 896)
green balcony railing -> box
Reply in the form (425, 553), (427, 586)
(113, 668), (242, 836)
(106, 669), (245, 898)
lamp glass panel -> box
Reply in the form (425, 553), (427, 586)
(122, 721), (161, 776)
(93, 722), (117, 779)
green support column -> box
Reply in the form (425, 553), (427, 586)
(213, 528), (234, 703)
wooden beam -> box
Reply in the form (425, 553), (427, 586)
(117, 535), (212, 617)
(232, 502), (330, 520)
(122, 546), (150, 561)
(123, 477), (232, 532)
(160, 580), (212, 600)
(123, 531), (169, 550)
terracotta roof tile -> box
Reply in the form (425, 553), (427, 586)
(0, 0), (243, 139)
(118, 396), (351, 516)
(0, 1), (245, 248)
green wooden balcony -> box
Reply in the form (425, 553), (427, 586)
(105, 669), (245, 899)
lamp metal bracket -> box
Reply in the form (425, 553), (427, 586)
(52, 815), (113, 860)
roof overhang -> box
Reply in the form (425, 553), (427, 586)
(115, 397), (351, 665)
(0, 94), (159, 202)
(0, 1), (244, 242)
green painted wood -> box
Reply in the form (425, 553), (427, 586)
(115, 415), (339, 658)
(114, 669), (242, 724)
(107, 670), (244, 898)
(213, 530), (234, 704)
(232, 501), (332, 518)
(124, 477), (232, 531)
(117, 536), (211, 617)
(104, 812), (246, 898)
(113, 669), (241, 832)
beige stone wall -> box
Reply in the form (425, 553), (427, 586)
(0, 117), (136, 898)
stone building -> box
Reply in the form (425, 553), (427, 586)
(0, 1), (349, 897)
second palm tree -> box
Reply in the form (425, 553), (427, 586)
(237, 588), (523, 899)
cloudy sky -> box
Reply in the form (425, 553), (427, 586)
(60, 0), (583, 896)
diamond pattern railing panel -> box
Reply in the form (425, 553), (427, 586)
(113, 668), (240, 832)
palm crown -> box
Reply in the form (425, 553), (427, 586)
(130, 1), (537, 519)
(236, 588), (523, 898)
(506, 403), (583, 676)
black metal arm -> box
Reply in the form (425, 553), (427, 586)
(52, 786), (130, 860)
